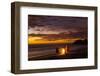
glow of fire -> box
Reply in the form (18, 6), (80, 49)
(58, 47), (68, 55)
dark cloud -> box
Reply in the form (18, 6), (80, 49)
(28, 15), (88, 38)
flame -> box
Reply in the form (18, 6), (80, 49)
(58, 47), (68, 55)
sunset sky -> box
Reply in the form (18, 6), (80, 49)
(28, 15), (88, 38)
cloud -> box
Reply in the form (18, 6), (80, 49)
(28, 25), (81, 35)
(28, 15), (87, 38)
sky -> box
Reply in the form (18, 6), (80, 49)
(28, 15), (88, 38)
